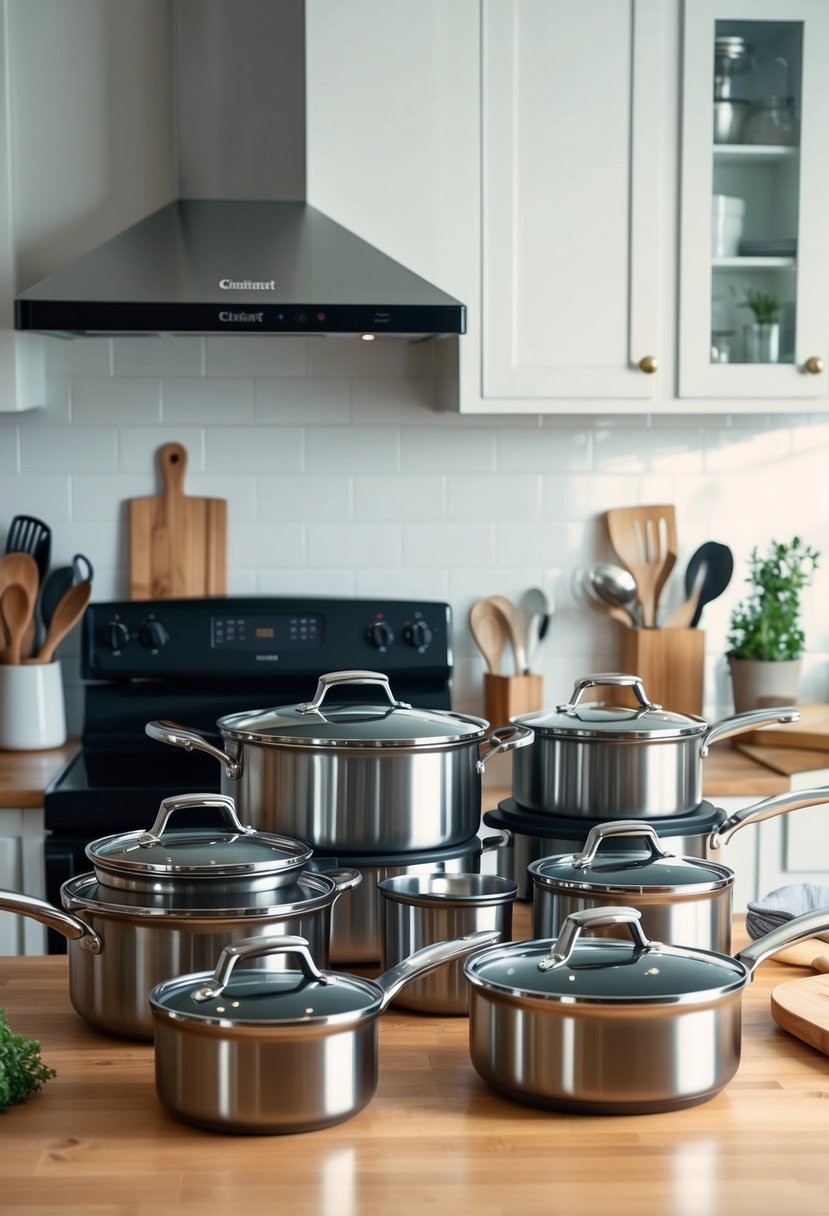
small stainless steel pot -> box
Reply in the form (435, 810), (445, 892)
(482, 800), (724, 900)
(379, 873), (518, 1014)
(529, 788), (829, 952)
(0, 866), (360, 1041)
(145, 669), (532, 853)
(149, 929), (500, 1134)
(464, 905), (829, 1114)
(510, 673), (798, 818)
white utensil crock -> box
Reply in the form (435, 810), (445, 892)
(0, 661), (66, 750)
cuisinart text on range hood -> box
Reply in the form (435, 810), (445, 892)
(14, 199), (466, 338)
(13, 0), (465, 340)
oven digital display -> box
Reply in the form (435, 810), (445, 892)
(211, 614), (323, 651)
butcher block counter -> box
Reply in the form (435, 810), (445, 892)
(1, 909), (828, 1216)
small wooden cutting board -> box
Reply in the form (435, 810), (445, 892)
(740, 705), (829, 752)
(129, 442), (227, 600)
(771, 957), (829, 1055)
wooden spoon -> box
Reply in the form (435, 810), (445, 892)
(0, 582), (34, 664)
(486, 595), (528, 674)
(0, 551), (39, 656)
(469, 599), (511, 675)
(28, 579), (92, 664)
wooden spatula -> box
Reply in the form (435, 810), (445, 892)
(771, 955), (829, 1055)
(605, 505), (678, 628)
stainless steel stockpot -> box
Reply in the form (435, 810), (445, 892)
(0, 867), (360, 1041)
(510, 673), (798, 818)
(463, 905), (829, 1114)
(528, 787), (829, 952)
(378, 872), (518, 1014)
(482, 800), (725, 900)
(146, 669), (532, 852)
(149, 930), (500, 1134)
(319, 830), (509, 965)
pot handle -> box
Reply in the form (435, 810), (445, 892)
(137, 792), (251, 844)
(296, 670), (412, 714)
(539, 906), (652, 971)
(193, 934), (327, 1002)
(374, 929), (502, 1010)
(573, 821), (675, 869)
(144, 720), (241, 780)
(708, 786), (829, 850)
(700, 706), (800, 756)
(736, 908), (829, 977)
(325, 867), (363, 898)
(480, 828), (512, 854)
(0, 890), (102, 954)
(557, 674), (662, 714)
(477, 724), (534, 772)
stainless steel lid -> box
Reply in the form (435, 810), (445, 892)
(218, 670), (489, 748)
(86, 794), (314, 893)
(464, 909), (749, 1004)
(378, 872), (519, 908)
(527, 822), (733, 896)
(513, 674), (708, 741)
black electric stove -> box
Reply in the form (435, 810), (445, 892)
(43, 595), (454, 951)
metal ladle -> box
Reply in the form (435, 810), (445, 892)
(586, 563), (640, 628)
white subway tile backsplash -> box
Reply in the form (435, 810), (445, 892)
(401, 427), (495, 473)
(308, 521), (402, 568)
(257, 567), (357, 597)
(72, 474), (150, 520)
(205, 336), (306, 378)
(704, 426), (793, 473)
(495, 520), (587, 568)
(205, 427), (303, 472)
(0, 425), (19, 471)
(72, 376), (161, 422)
(255, 378), (350, 423)
(355, 474), (445, 521)
(44, 336), (111, 377)
(306, 426), (398, 473)
(404, 522), (494, 569)
(0, 474), (71, 522)
(260, 474), (352, 522)
(498, 426), (591, 472)
(118, 428), (206, 473)
(305, 336), (435, 378)
(229, 519), (306, 568)
(350, 376), (439, 421)
(113, 336), (204, 378)
(544, 473), (640, 520)
(447, 474), (541, 520)
(354, 569), (449, 599)
(162, 378), (256, 423)
(21, 426), (118, 471)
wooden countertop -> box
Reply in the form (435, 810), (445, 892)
(0, 740), (79, 808)
(0, 910), (827, 1215)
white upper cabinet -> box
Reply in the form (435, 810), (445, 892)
(678, 0), (829, 401)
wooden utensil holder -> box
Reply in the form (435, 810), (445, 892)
(483, 674), (544, 729)
(609, 628), (705, 717)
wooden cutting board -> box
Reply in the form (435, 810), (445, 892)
(738, 704), (829, 752)
(734, 742), (829, 787)
(129, 442), (227, 600)
(771, 957), (829, 1054)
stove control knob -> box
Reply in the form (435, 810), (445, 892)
(404, 621), (433, 652)
(367, 621), (394, 651)
(105, 621), (130, 652)
(140, 620), (169, 651)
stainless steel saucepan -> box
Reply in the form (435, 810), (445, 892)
(464, 905), (829, 1114)
(149, 930), (500, 1134)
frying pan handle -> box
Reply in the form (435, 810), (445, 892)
(0, 890), (102, 954)
(144, 720), (241, 780)
(477, 724), (534, 772)
(573, 821), (675, 869)
(557, 674), (662, 714)
(708, 787), (829, 849)
(138, 793), (251, 844)
(192, 934), (327, 1002)
(701, 706), (800, 755)
(539, 906), (652, 970)
(296, 670), (412, 714)
(374, 930), (502, 1010)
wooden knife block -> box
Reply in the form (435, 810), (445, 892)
(607, 628), (705, 717)
(484, 673), (544, 729)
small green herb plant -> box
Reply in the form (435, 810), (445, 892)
(727, 536), (820, 662)
(0, 1008), (56, 1112)
(740, 289), (780, 326)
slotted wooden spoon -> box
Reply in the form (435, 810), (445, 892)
(605, 505), (678, 628)
(468, 598), (511, 675)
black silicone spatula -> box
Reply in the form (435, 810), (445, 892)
(4, 515), (51, 583)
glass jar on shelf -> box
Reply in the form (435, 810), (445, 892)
(742, 95), (799, 146)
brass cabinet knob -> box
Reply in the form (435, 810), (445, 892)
(804, 356), (825, 375)
(638, 356), (658, 374)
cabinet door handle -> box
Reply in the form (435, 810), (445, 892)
(638, 356), (658, 374)
(804, 356), (825, 375)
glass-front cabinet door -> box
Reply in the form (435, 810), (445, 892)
(679, 0), (829, 401)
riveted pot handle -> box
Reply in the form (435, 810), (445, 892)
(296, 670), (412, 714)
(0, 890), (102, 954)
(193, 934), (327, 1002)
(701, 706), (800, 756)
(573, 821), (675, 869)
(145, 720), (241, 780)
(557, 674), (661, 715)
(138, 793), (250, 845)
(539, 906), (652, 971)
(708, 786), (829, 850)
(477, 724), (534, 772)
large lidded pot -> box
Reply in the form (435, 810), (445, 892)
(146, 670), (533, 852)
(510, 672), (799, 819)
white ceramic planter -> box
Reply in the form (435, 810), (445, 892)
(728, 657), (801, 714)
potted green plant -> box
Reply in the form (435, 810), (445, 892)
(727, 536), (820, 711)
(740, 289), (781, 363)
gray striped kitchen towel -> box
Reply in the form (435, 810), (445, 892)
(746, 883), (829, 942)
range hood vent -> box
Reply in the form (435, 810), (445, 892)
(14, 2), (465, 340)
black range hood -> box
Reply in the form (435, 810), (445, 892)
(14, 199), (466, 338)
